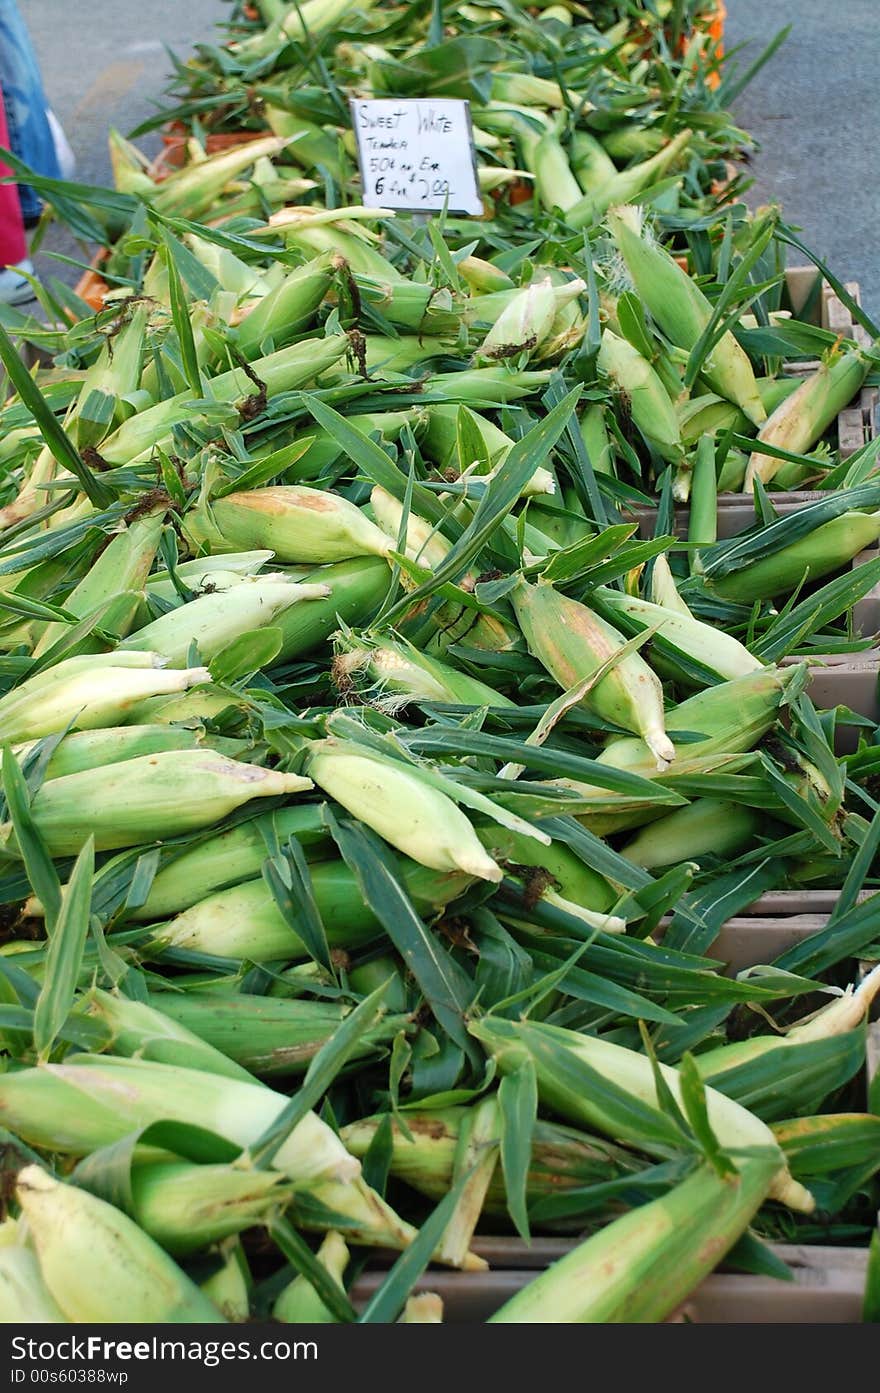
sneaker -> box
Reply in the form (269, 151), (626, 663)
(0, 259), (37, 306)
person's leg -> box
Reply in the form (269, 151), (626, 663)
(0, 79), (34, 303)
(0, 0), (62, 224)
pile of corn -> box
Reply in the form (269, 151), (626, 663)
(0, 0), (878, 1327)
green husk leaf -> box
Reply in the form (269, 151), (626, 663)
(1, 747), (62, 932)
(498, 1054), (538, 1241)
(269, 1216), (357, 1324)
(33, 838), (95, 1061)
(0, 321), (111, 508)
(357, 1170), (471, 1324)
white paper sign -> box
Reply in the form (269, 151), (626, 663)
(351, 98), (483, 217)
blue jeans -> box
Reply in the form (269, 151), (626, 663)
(0, 0), (61, 222)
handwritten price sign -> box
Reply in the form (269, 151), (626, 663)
(351, 98), (483, 217)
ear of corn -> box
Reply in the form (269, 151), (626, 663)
(107, 126), (154, 196)
(262, 100), (342, 171)
(530, 133), (584, 213)
(272, 556), (392, 660)
(606, 205), (766, 426)
(130, 1160), (291, 1257)
(589, 665), (800, 787)
(0, 1057), (359, 1188)
(341, 1112), (461, 1198)
(151, 856), (471, 961)
(146, 990), (411, 1077)
(185, 486), (394, 564)
(0, 0), (876, 1327)
(23, 724), (248, 781)
(237, 0), (376, 59)
(597, 329), (684, 465)
(273, 1231), (349, 1323)
(271, 221), (403, 283)
(0, 1242), (69, 1323)
(648, 555), (693, 616)
(184, 230), (273, 299)
(16, 1166), (226, 1324)
(119, 575), (331, 666)
(476, 277), (585, 362)
(129, 571), (257, 628)
(481, 823), (616, 913)
(620, 797), (762, 867)
(369, 488), (452, 571)
(707, 511), (880, 602)
(99, 336), (350, 466)
(694, 963), (880, 1080)
(146, 551), (275, 603)
(0, 654), (212, 743)
(424, 367), (554, 404)
(491, 72), (567, 108)
(83, 987), (255, 1081)
(601, 124), (666, 161)
(567, 128), (693, 228)
(745, 347), (871, 489)
(120, 686), (238, 727)
(0, 751), (312, 856)
(421, 404), (513, 473)
(341, 1109), (642, 1212)
(0, 444), (58, 531)
(332, 630), (513, 710)
(72, 303), (148, 451)
(678, 393), (745, 445)
(489, 1153), (781, 1323)
(511, 578), (675, 766)
(579, 403), (615, 475)
(304, 738), (505, 881)
(528, 498), (589, 550)
(33, 512), (166, 657)
(268, 410), (423, 484)
(198, 1242), (250, 1322)
(126, 804), (330, 919)
(593, 586), (763, 683)
(150, 136), (290, 221)
(458, 255), (515, 294)
(469, 1015), (813, 1212)
(361, 334), (461, 376)
(570, 130), (617, 193)
(234, 251), (339, 358)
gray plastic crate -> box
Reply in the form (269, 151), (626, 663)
(350, 1246), (870, 1323)
(800, 654), (880, 751)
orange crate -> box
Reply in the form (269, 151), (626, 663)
(677, 1), (726, 90)
(151, 126), (267, 181)
(72, 249), (110, 314)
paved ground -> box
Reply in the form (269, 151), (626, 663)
(726, 0), (880, 318)
(26, 0), (219, 286)
(20, 0), (880, 317)
(27, 0), (219, 182)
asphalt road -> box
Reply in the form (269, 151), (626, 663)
(19, 0), (880, 316)
(725, 0), (879, 317)
(27, 0), (219, 182)
(25, 0), (219, 286)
